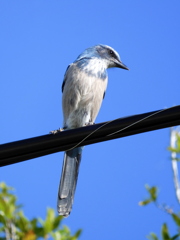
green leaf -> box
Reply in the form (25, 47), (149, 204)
(168, 147), (180, 153)
(171, 234), (180, 240)
(147, 232), (159, 240)
(15, 210), (29, 232)
(172, 213), (180, 226)
(33, 227), (44, 238)
(53, 215), (63, 230)
(61, 225), (71, 235)
(0, 213), (5, 225)
(30, 218), (38, 228)
(139, 199), (152, 206)
(171, 158), (180, 161)
(176, 134), (180, 151)
(50, 231), (62, 240)
(168, 134), (180, 155)
(145, 185), (158, 202)
(161, 223), (170, 240)
(43, 208), (55, 233)
(38, 208), (58, 236)
(140, 185), (158, 207)
(0, 182), (14, 193)
(74, 229), (82, 238)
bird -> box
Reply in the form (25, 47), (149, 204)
(57, 44), (129, 217)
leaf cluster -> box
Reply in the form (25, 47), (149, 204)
(139, 132), (180, 240)
(140, 185), (180, 240)
(0, 182), (81, 240)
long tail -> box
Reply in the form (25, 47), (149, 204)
(57, 147), (83, 217)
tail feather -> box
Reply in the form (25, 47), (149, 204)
(57, 147), (82, 217)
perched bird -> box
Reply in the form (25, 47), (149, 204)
(57, 44), (129, 217)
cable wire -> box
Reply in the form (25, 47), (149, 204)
(0, 105), (180, 167)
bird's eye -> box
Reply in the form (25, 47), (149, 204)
(109, 50), (115, 57)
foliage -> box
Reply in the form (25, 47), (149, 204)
(139, 131), (180, 240)
(140, 184), (180, 240)
(139, 185), (158, 206)
(0, 182), (81, 240)
(147, 223), (179, 240)
(168, 133), (180, 161)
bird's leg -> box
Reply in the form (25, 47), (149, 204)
(50, 127), (67, 134)
(84, 122), (95, 126)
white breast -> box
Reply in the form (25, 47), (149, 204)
(62, 60), (108, 129)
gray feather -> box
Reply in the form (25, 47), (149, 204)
(57, 147), (82, 217)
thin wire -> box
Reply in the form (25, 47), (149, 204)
(107, 107), (168, 136)
(65, 118), (116, 151)
(65, 106), (174, 151)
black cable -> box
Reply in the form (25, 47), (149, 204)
(0, 105), (180, 167)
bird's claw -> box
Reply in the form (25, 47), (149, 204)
(50, 128), (64, 134)
(84, 122), (95, 126)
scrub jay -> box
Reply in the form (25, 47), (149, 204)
(58, 44), (129, 216)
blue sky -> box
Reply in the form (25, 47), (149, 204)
(1, 1), (180, 239)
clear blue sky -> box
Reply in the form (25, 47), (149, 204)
(1, 1), (180, 239)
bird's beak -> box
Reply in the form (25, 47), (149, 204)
(115, 60), (129, 70)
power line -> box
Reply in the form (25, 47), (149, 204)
(0, 105), (180, 167)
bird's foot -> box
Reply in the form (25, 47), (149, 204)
(50, 128), (64, 134)
(84, 122), (95, 126)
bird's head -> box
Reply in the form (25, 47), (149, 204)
(76, 44), (129, 70)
